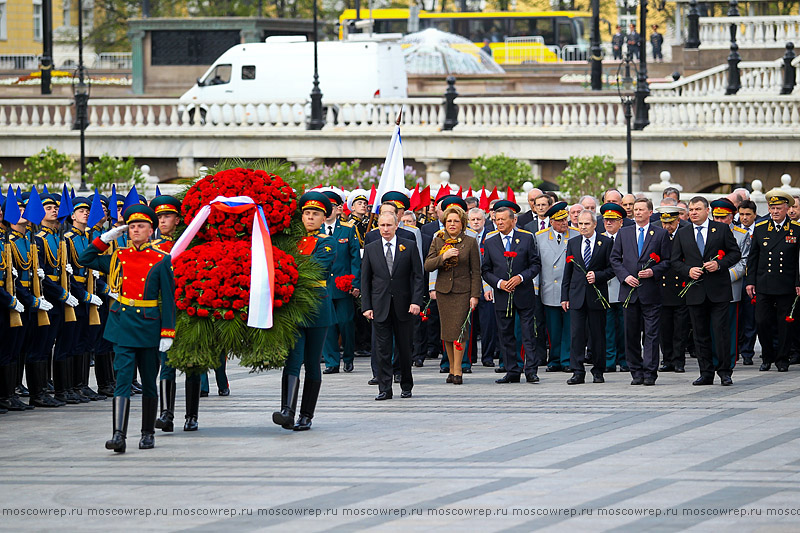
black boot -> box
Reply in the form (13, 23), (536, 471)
(67, 357), (90, 403)
(105, 396), (130, 453)
(0, 364), (28, 411)
(105, 352), (117, 395)
(16, 354), (29, 397)
(81, 352), (105, 401)
(139, 396), (158, 449)
(28, 362), (61, 407)
(293, 379), (321, 431)
(184, 378), (200, 431)
(272, 373), (300, 430)
(95, 352), (115, 397)
(155, 379), (176, 432)
(53, 360), (79, 404)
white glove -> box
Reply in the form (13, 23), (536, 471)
(12, 267), (18, 278)
(37, 268), (45, 280)
(89, 294), (103, 306)
(100, 225), (128, 244)
(65, 294), (79, 307)
(38, 298), (54, 311)
(159, 338), (173, 352)
(65, 264), (74, 275)
(92, 270), (100, 279)
(108, 292), (119, 301)
(13, 300), (24, 313)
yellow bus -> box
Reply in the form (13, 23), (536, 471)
(338, 9), (592, 64)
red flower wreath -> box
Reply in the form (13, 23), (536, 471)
(182, 167), (297, 241)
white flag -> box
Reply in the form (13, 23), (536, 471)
(372, 124), (405, 214)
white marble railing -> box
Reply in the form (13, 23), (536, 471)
(1, 94), (799, 132)
(699, 15), (800, 49)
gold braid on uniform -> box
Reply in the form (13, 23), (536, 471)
(108, 251), (123, 294)
(40, 236), (59, 268)
(68, 238), (85, 269)
(10, 242), (31, 270)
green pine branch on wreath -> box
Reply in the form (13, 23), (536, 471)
(166, 159), (326, 373)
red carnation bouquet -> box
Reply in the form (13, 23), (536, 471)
(679, 250), (724, 298)
(503, 250), (518, 317)
(786, 295), (799, 323)
(623, 253), (661, 308)
(565, 255), (610, 309)
(335, 274), (355, 293)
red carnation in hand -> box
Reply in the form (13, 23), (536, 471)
(566, 255), (574, 263)
(787, 316), (795, 323)
(480, 248), (484, 255)
(503, 251), (517, 258)
(717, 250), (726, 259)
(751, 296), (756, 305)
(649, 253), (661, 263)
(454, 341), (464, 351)
(335, 275), (355, 293)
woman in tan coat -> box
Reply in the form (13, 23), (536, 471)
(424, 205), (482, 384)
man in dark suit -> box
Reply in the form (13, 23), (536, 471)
(516, 188), (543, 230)
(361, 212), (423, 400)
(468, 206), (499, 367)
(745, 189), (800, 373)
(656, 206), (690, 373)
(672, 196), (741, 386)
(561, 209), (614, 384)
(610, 197), (672, 386)
(481, 202), (541, 383)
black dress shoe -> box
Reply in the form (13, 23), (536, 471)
(593, 375), (605, 383)
(452, 375), (463, 385)
(643, 378), (656, 386)
(354, 350), (371, 357)
(218, 388), (230, 396)
(605, 366), (617, 373)
(674, 366), (685, 373)
(463, 368), (472, 374)
(322, 367), (340, 374)
(200, 390), (209, 397)
(375, 391), (392, 401)
(400, 390), (412, 398)
(343, 362), (354, 372)
(692, 377), (714, 385)
(760, 363), (772, 371)
(742, 357), (753, 366)
(777, 365), (789, 372)
(495, 374), (521, 384)
(412, 361), (424, 368)
(368, 378), (379, 385)
(659, 364), (675, 372)
(494, 367), (505, 373)
(483, 361), (495, 367)
(526, 374), (539, 383)
(16, 385), (29, 397)
(546, 366), (562, 372)
(439, 368), (449, 373)
(139, 432), (155, 450)
(630, 378), (644, 385)
(562, 367), (572, 373)
(393, 374), (401, 383)
(566, 375), (585, 385)
(720, 375), (733, 386)
(446, 374), (454, 384)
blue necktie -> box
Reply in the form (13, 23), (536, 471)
(504, 235), (511, 252)
(583, 238), (592, 266)
(695, 226), (705, 256)
(637, 227), (645, 257)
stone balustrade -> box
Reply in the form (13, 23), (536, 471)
(699, 15), (800, 48)
(455, 97), (626, 130)
(649, 94), (800, 129)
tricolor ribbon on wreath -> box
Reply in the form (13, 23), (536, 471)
(171, 195), (275, 329)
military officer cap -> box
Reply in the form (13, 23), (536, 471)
(299, 191), (333, 217)
(89, 193), (109, 208)
(656, 205), (682, 223)
(710, 198), (736, 217)
(492, 199), (520, 213)
(72, 196), (91, 211)
(545, 201), (569, 221)
(440, 195), (468, 211)
(322, 189), (344, 206)
(601, 202), (627, 219)
(40, 193), (58, 208)
(150, 195), (182, 216)
(765, 188), (794, 206)
(123, 204), (157, 226)
(116, 195), (125, 208)
(51, 192), (62, 204)
(382, 191), (410, 210)
(347, 189), (369, 210)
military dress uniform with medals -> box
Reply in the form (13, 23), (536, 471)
(656, 207), (690, 373)
(79, 204), (176, 453)
(600, 203), (628, 372)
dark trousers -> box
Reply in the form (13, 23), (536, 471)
(688, 298), (732, 378)
(711, 303), (738, 370)
(354, 299), (371, 353)
(113, 345), (158, 398)
(373, 306), (413, 394)
(425, 299), (443, 357)
(532, 293), (547, 367)
(201, 353), (229, 393)
(570, 304), (606, 377)
(285, 326), (327, 381)
(411, 313), (425, 365)
(623, 300), (661, 380)
(476, 296), (498, 364)
(605, 303), (626, 369)
(494, 302), (538, 376)
(738, 286), (757, 359)
(544, 305), (570, 369)
(323, 297), (356, 368)
(755, 293), (794, 367)
(660, 304), (688, 368)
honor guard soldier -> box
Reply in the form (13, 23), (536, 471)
(272, 192), (336, 431)
(535, 201), (579, 373)
(745, 189), (800, 372)
(656, 206), (689, 373)
(320, 189), (361, 374)
(346, 189), (370, 248)
(600, 203), (628, 372)
(80, 204), (176, 453)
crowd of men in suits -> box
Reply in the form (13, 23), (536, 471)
(3, 180), (800, 418)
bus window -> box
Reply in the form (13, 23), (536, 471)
(574, 17), (591, 46)
(510, 18), (534, 37)
(556, 19), (575, 47)
(241, 65), (256, 80)
(203, 64), (231, 86)
(422, 18), (453, 33)
(374, 19), (407, 34)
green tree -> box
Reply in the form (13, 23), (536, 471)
(556, 155), (616, 202)
(12, 147), (75, 188)
(87, 154), (144, 192)
(469, 153), (537, 192)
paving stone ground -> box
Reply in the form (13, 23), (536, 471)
(2, 354), (800, 531)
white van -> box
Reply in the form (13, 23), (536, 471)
(179, 37), (408, 124)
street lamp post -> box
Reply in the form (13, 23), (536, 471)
(590, 0), (602, 90)
(308, 0), (325, 130)
(633, 0), (649, 130)
(617, 54), (636, 194)
(725, 0), (742, 95)
(72, 0), (90, 191)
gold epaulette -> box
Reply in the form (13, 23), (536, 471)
(755, 220), (769, 227)
(484, 230), (499, 239)
(732, 225), (748, 234)
(64, 231), (75, 238)
(569, 226), (579, 232)
(535, 227), (549, 236)
(339, 220), (354, 228)
(792, 221), (800, 227)
(517, 229), (532, 234)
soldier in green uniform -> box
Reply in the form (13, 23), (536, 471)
(272, 191), (336, 432)
(79, 204), (176, 453)
(745, 189), (800, 372)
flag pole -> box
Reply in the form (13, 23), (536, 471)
(367, 107), (404, 230)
